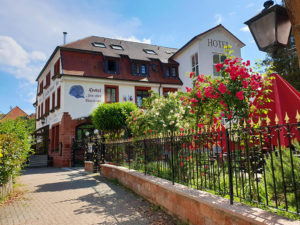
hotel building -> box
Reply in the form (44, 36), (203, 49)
(34, 24), (245, 167)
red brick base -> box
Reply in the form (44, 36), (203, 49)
(84, 161), (94, 172)
(48, 112), (92, 167)
(100, 164), (296, 225)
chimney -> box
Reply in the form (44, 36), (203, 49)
(63, 32), (67, 45)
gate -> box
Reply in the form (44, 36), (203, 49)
(71, 139), (86, 167)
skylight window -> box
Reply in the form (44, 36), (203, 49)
(92, 42), (106, 48)
(111, 44), (123, 50)
(144, 49), (157, 55)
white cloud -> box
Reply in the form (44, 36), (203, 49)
(117, 36), (151, 44)
(0, 36), (45, 83)
(246, 3), (255, 8)
(214, 14), (222, 25)
(240, 26), (250, 32)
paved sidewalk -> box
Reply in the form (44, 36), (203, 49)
(0, 168), (179, 225)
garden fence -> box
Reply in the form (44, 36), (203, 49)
(86, 122), (300, 215)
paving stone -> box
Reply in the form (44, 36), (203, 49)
(0, 168), (179, 225)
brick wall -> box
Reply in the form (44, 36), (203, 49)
(48, 112), (91, 167)
(100, 164), (297, 225)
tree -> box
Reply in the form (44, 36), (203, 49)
(262, 35), (300, 91)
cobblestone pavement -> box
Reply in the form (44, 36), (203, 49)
(0, 168), (180, 225)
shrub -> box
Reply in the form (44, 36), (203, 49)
(91, 102), (138, 139)
(0, 118), (34, 185)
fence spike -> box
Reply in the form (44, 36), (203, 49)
(296, 110), (300, 123)
(243, 120), (247, 128)
(258, 117), (262, 126)
(275, 114), (279, 125)
(266, 115), (271, 126)
(250, 118), (254, 127)
(284, 112), (290, 124)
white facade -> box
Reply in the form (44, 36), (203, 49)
(173, 26), (244, 90)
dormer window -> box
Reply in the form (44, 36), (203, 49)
(131, 62), (149, 77)
(104, 60), (120, 74)
(110, 44), (123, 50)
(144, 49), (156, 55)
(164, 66), (177, 78)
(92, 42), (106, 48)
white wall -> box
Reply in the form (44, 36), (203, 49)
(174, 27), (243, 91)
(62, 77), (179, 121)
(36, 50), (62, 130)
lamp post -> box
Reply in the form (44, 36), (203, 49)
(244, 1), (292, 52)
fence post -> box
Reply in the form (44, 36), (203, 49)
(93, 137), (98, 172)
(101, 135), (105, 164)
(171, 135), (175, 185)
(225, 128), (234, 205)
(144, 139), (147, 175)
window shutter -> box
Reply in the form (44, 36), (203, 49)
(116, 61), (120, 75)
(146, 64), (149, 77)
(131, 62), (135, 75)
(104, 60), (108, 73)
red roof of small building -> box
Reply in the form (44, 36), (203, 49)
(0, 106), (28, 122)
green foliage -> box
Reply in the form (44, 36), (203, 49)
(0, 118), (34, 185)
(262, 35), (300, 91)
(91, 102), (138, 138)
(127, 91), (191, 136)
(265, 148), (300, 210)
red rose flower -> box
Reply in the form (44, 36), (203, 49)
(236, 91), (244, 100)
(218, 83), (228, 94)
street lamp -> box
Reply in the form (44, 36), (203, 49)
(244, 0), (292, 52)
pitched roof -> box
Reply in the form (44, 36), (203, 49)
(62, 36), (178, 64)
(0, 106), (28, 122)
(171, 24), (245, 59)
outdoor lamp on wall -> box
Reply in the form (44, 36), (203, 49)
(41, 117), (46, 125)
(94, 129), (99, 135)
(85, 131), (90, 137)
(244, 0), (292, 52)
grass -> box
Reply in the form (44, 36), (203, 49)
(0, 180), (26, 207)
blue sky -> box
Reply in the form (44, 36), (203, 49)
(0, 0), (273, 115)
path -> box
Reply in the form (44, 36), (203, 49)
(0, 168), (179, 225)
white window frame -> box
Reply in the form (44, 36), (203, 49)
(191, 53), (199, 75)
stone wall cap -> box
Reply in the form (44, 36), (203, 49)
(101, 164), (299, 225)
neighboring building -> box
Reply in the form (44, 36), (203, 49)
(172, 24), (245, 89)
(34, 24), (244, 167)
(0, 106), (29, 122)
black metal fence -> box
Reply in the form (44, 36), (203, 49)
(101, 122), (300, 215)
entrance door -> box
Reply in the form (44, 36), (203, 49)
(72, 123), (95, 167)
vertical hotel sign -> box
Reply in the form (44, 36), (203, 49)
(69, 85), (102, 103)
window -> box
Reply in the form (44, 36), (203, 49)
(52, 92), (55, 111)
(38, 105), (40, 119)
(191, 53), (199, 75)
(135, 87), (151, 107)
(110, 44), (123, 50)
(41, 103), (44, 117)
(143, 49), (157, 55)
(53, 59), (60, 78)
(163, 88), (178, 97)
(105, 85), (119, 103)
(92, 42), (106, 48)
(45, 98), (50, 115)
(57, 87), (61, 108)
(213, 54), (226, 76)
(45, 72), (50, 88)
(152, 64), (158, 72)
(131, 63), (148, 76)
(104, 60), (120, 74)
(39, 81), (44, 95)
(51, 124), (60, 151)
(164, 66), (177, 77)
